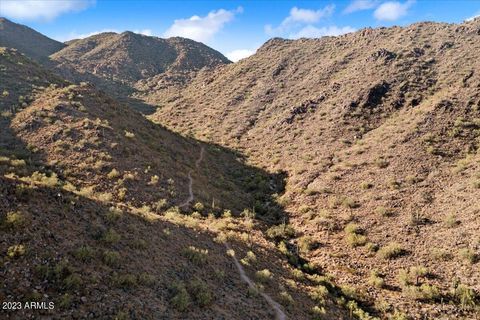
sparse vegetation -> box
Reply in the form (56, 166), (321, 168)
(255, 269), (272, 284)
(6, 244), (26, 258)
(378, 243), (404, 259)
(183, 246), (208, 265)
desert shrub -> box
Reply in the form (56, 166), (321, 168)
(103, 250), (121, 267)
(255, 269), (272, 284)
(403, 284), (440, 301)
(7, 244), (25, 258)
(189, 279), (213, 307)
(107, 168), (120, 179)
(193, 202), (204, 212)
(459, 248), (478, 264)
(279, 290), (294, 306)
(430, 248), (451, 261)
(406, 175), (422, 184)
(63, 274), (82, 290)
(106, 206), (123, 222)
(398, 266), (428, 287)
(291, 268), (304, 281)
(28, 171), (59, 187)
(346, 300), (373, 320)
(375, 158), (389, 168)
(359, 182), (373, 190)
(103, 228), (121, 244)
(113, 273), (137, 289)
(138, 273), (155, 287)
(375, 206), (394, 217)
(170, 282), (191, 311)
(78, 186), (95, 197)
(444, 213), (458, 228)
(153, 199), (168, 212)
(2, 211), (27, 229)
(97, 192), (113, 202)
(74, 246), (94, 262)
(124, 130), (135, 138)
(311, 305), (326, 319)
(240, 251), (257, 266)
(58, 293), (72, 308)
(369, 270), (385, 288)
(453, 284), (478, 310)
(10, 159), (26, 167)
(53, 260), (74, 280)
(183, 246), (208, 265)
(365, 242), (379, 253)
(344, 223), (367, 247)
(266, 224), (296, 241)
(298, 236), (315, 253)
(341, 197), (360, 209)
(344, 223), (360, 234)
(346, 233), (367, 247)
(310, 285), (329, 303)
(132, 239), (148, 250)
(378, 243), (404, 259)
(148, 175), (159, 185)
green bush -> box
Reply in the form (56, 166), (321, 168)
(103, 228), (121, 244)
(103, 250), (121, 267)
(189, 279), (213, 307)
(63, 274), (82, 290)
(2, 211), (27, 229)
(378, 243), (404, 259)
(170, 282), (191, 311)
(255, 269), (272, 284)
(7, 244), (25, 258)
(113, 273), (137, 289)
(74, 246), (94, 262)
(266, 224), (296, 241)
(183, 246), (208, 265)
(459, 248), (477, 264)
(453, 284), (477, 310)
(369, 270), (385, 288)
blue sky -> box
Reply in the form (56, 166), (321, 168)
(1, 1), (479, 61)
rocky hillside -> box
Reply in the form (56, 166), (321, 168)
(50, 31), (230, 86)
(1, 47), (357, 320)
(0, 18), (65, 63)
(146, 19), (480, 319)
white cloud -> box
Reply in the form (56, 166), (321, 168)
(285, 6), (335, 24)
(225, 49), (255, 62)
(374, 0), (414, 21)
(291, 25), (356, 39)
(133, 29), (153, 36)
(266, 5), (335, 36)
(163, 7), (242, 43)
(1, 0), (94, 21)
(465, 12), (480, 22)
(343, 0), (378, 14)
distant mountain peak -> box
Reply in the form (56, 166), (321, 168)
(0, 17), (65, 63)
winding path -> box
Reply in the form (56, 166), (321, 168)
(180, 145), (287, 320)
(179, 146), (205, 208)
(225, 243), (287, 320)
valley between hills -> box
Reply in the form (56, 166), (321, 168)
(1, 15), (479, 320)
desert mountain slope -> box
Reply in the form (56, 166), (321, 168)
(146, 20), (480, 319)
(50, 31), (230, 85)
(1, 47), (354, 320)
(0, 17), (65, 63)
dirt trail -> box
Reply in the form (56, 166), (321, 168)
(179, 146), (204, 208)
(225, 243), (287, 320)
(181, 145), (287, 319)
